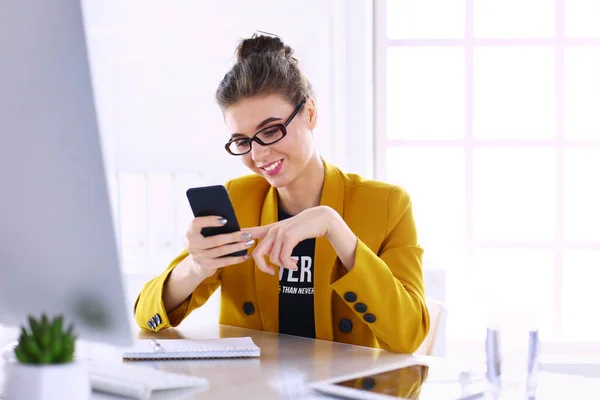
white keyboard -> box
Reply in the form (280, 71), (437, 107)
(84, 360), (208, 400)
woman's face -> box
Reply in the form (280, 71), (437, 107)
(224, 94), (317, 188)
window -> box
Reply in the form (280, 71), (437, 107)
(375, 0), (600, 351)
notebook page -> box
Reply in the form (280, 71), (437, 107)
(155, 337), (258, 352)
(122, 336), (260, 360)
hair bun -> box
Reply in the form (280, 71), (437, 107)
(236, 33), (294, 63)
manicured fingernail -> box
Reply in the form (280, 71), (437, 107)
(268, 269), (275, 275)
(241, 232), (251, 240)
(243, 254), (250, 260)
(217, 217), (227, 224)
(244, 239), (255, 247)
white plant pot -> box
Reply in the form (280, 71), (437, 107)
(4, 361), (91, 400)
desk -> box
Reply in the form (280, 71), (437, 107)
(4, 324), (600, 399)
(85, 324), (426, 399)
(91, 324), (600, 399)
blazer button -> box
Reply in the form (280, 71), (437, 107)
(354, 303), (367, 313)
(243, 301), (255, 315)
(364, 313), (376, 323)
(362, 377), (376, 390)
(343, 292), (357, 303)
(339, 318), (353, 333)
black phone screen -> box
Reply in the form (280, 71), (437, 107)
(185, 185), (247, 257)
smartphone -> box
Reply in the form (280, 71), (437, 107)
(185, 185), (247, 257)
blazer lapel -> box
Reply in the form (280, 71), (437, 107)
(252, 160), (346, 339)
(255, 186), (280, 333)
(314, 161), (345, 341)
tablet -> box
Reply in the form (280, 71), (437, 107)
(308, 361), (487, 400)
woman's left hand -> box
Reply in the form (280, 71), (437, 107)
(245, 206), (336, 275)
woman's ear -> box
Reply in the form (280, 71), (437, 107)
(306, 98), (318, 130)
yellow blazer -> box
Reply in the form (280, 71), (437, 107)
(134, 161), (430, 353)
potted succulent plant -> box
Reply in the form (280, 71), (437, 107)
(3, 314), (90, 399)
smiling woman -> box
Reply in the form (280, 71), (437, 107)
(133, 33), (430, 353)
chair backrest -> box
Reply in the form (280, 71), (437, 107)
(415, 297), (447, 356)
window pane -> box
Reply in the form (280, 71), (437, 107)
(473, 47), (555, 139)
(565, 47), (600, 140)
(564, 149), (600, 242)
(387, 0), (465, 39)
(563, 250), (600, 341)
(473, 148), (555, 241)
(387, 48), (465, 140)
(469, 249), (554, 339)
(565, 0), (600, 37)
(474, 0), (555, 38)
(385, 147), (466, 254)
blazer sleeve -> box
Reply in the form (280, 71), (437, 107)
(132, 250), (221, 332)
(330, 187), (430, 353)
(132, 180), (235, 332)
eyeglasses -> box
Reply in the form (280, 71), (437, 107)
(224, 98), (307, 156)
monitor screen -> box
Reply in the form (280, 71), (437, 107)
(0, 0), (133, 347)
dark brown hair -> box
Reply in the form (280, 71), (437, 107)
(215, 33), (314, 110)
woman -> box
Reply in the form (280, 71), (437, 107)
(133, 34), (429, 353)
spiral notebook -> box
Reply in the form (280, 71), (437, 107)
(122, 337), (261, 360)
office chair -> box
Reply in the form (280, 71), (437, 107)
(416, 297), (447, 356)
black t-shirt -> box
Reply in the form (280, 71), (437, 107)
(277, 207), (316, 339)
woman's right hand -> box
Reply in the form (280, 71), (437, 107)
(184, 216), (254, 278)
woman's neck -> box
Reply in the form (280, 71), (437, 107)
(277, 153), (325, 216)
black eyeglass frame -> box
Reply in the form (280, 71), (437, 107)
(224, 98), (307, 156)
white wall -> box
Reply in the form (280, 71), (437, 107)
(83, 1), (335, 176)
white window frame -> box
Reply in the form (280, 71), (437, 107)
(374, 0), (600, 355)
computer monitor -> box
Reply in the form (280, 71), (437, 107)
(0, 1), (133, 346)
